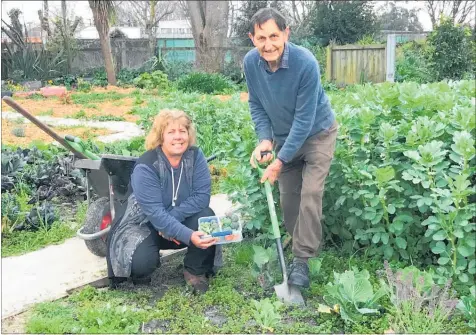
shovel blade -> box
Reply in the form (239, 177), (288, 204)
(274, 282), (305, 306)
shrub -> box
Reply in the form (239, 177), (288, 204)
(11, 127), (25, 137)
(133, 70), (169, 90)
(117, 68), (141, 86)
(221, 61), (244, 84)
(395, 41), (436, 83)
(176, 72), (235, 94)
(162, 60), (194, 81)
(427, 17), (475, 81)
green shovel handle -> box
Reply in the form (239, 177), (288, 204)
(252, 151), (281, 240)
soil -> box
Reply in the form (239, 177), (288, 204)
(213, 92), (248, 102)
(1, 118), (114, 146)
(1, 311), (30, 334)
(1, 96), (141, 123)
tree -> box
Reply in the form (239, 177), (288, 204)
(377, 2), (424, 32)
(46, 1), (82, 74)
(186, 1), (229, 73)
(427, 17), (474, 80)
(117, 1), (176, 57)
(309, 0), (377, 46)
(232, 0), (286, 46)
(88, 0), (117, 85)
(424, 1), (475, 29)
(38, 0), (52, 39)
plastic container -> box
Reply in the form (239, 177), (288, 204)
(198, 213), (243, 245)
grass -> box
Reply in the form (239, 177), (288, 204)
(1, 221), (75, 257)
(22, 241), (472, 334)
(1, 200), (87, 257)
(71, 91), (127, 105)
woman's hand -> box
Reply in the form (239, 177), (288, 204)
(190, 231), (218, 249)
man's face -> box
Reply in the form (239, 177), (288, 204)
(249, 19), (289, 64)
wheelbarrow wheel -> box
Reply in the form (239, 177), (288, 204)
(83, 197), (111, 257)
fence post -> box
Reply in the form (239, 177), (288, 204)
(326, 45), (332, 82)
(386, 34), (396, 82)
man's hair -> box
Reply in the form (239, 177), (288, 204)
(249, 7), (287, 35)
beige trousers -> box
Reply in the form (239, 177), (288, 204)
(277, 121), (338, 258)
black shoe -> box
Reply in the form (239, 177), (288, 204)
(288, 258), (310, 288)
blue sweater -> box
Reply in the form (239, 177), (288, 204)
(243, 42), (335, 163)
(130, 147), (211, 245)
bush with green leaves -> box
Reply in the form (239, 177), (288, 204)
(322, 80), (475, 292)
(117, 68), (142, 86)
(133, 70), (169, 90)
(427, 17), (475, 81)
(396, 41), (436, 83)
(176, 72), (235, 94)
(163, 60), (194, 81)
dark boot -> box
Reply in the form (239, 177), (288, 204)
(288, 258), (310, 288)
(183, 269), (209, 293)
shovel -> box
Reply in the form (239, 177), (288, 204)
(253, 153), (305, 306)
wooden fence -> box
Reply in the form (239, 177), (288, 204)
(326, 44), (387, 86)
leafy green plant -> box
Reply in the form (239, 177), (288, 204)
(133, 70), (169, 90)
(457, 293), (476, 329)
(177, 72), (235, 94)
(91, 68), (108, 87)
(11, 127), (25, 137)
(117, 68), (141, 86)
(1, 192), (21, 233)
(251, 298), (283, 332)
(251, 245), (278, 289)
(427, 17), (475, 81)
(72, 110), (87, 119)
(77, 78), (92, 92)
(396, 42), (435, 83)
(321, 267), (387, 324)
(321, 80), (475, 291)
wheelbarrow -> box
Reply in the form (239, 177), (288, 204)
(2, 96), (216, 258)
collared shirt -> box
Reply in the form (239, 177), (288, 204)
(258, 42), (290, 72)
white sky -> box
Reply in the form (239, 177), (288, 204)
(1, 0), (435, 31)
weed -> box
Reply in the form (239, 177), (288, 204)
(38, 108), (54, 116)
(26, 93), (45, 100)
(72, 109), (87, 119)
(90, 115), (125, 122)
(84, 103), (98, 109)
(71, 91), (126, 105)
(1, 221), (74, 257)
(12, 117), (25, 125)
(11, 127), (26, 137)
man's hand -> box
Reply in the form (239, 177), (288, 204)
(260, 159), (283, 184)
(250, 140), (273, 168)
(190, 231), (218, 249)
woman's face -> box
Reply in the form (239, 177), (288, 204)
(162, 120), (189, 158)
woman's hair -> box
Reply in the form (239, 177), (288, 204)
(145, 109), (197, 151)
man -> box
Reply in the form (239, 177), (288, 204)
(243, 7), (338, 288)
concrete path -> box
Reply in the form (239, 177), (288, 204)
(1, 112), (145, 143)
(1, 194), (233, 319)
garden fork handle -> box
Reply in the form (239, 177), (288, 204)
(2, 96), (87, 159)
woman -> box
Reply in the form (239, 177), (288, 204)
(106, 109), (218, 293)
